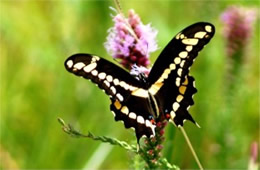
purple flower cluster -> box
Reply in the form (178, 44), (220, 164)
(221, 6), (258, 57)
(105, 9), (158, 70)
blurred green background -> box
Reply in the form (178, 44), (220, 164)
(0, 0), (259, 169)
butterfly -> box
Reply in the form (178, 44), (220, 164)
(64, 22), (215, 143)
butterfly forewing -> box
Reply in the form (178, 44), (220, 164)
(65, 54), (144, 102)
(148, 22), (215, 88)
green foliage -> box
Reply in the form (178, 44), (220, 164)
(0, 1), (259, 169)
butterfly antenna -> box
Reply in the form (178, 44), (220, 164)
(179, 126), (204, 170)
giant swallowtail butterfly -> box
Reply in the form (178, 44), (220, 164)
(65, 22), (215, 142)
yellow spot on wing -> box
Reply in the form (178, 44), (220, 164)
(91, 70), (98, 76)
(180, 60), (185, 68)
(179, 51), (188, 58)
(148, 82), (163, 95)
(182, 38), (199, 45)
(116, 93), (124, 101)
(74, 62), (86, 70)
(83, 63), (97, 73)
(173, 102), (180, 111)
(98, 72), (106, 79)
(176, 77), (181, 87)
(93, 56), (100, 61)
(183, 77), (189, 85)
(129, 112), (137, 119)
(170, 111), (176, 119)
(174, 57), (181, 64)
(194, 31), (207, 38)
(129, 85), (137, 91)
(66, 60), (73, 68)
(176, 33), (181, 39)
(162, 69), (171, 79)
(205, 25), (212, 32)
(186, 46), (193, 52)
(119, 81), (126, 87)
(177, 68), (182, 76)
(132, 88), (149, 98)
(113, 78), (119, 85)
(119, 81), (130, 90)
(114, 100), (121, 109)
(164, 68), (171, 74)
(137, 116), (145, 124)
(145, 120), (152, 127)
(103, 80), (110, 87)
(121, 106), (129, 115)
(110, 86), (116, 94)
(106, 75), (113, 82)
(176, 95), (183, 102)
(170, 63), (176, 70)
(179, 86), (187, 94)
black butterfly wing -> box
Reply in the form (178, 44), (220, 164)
(110, 96), (156, 142)
(156, 75), (198, 126)
(65, 54), (155, 141)
(147, 22), (215, 126)
(64, 22), (215, 141)
(65, 53), (144, 102)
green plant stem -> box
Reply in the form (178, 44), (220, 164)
(179, 126), (203, 170)
(57, 118), (138, 152)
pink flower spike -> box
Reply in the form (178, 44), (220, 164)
(104, 9), (158, 70)
(220, 6), (258, 57)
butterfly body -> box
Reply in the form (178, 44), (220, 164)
(65, 22), (215, 142)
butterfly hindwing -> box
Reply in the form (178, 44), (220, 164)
(156, 75), (198, 126)
(110, 96), (156, 141)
